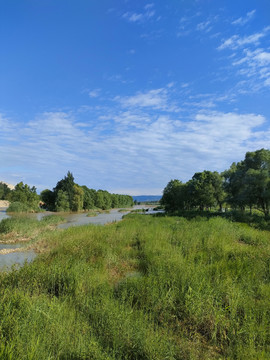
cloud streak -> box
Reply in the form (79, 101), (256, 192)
(218, 31), (267, 51)
(217, 24), (270, 91)
(122, 4), (156, 23)
(232, 9), (256, 26)
(1, 93), (269, 194)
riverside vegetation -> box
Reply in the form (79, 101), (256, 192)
(0, 212), (270, 359)
(1, 171), (133, 214)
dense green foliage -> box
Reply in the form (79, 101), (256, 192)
(6, 182), (40, 213)
(0, 214), (269, 359)
(0, 182), (11, 200)
(223, 149), (270, 215)
(161, 149), (270, 215)
(40, 171), (133, 212)
(4, 171), (133, 213)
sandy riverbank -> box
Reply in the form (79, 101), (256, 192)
(0, 248), (25, 255)
(0, 200), (9, 208)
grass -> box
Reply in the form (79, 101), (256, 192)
(0, 215), (65, 244)
(6, 201), (41, 213)
(86, 210), (99, 217)
(0, 213), (270, 359)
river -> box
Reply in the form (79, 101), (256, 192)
(0, 206), (161, 270)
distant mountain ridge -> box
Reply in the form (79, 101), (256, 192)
(132, 195), (161, 203)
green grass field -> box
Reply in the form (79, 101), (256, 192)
(0, 213), (270, 359)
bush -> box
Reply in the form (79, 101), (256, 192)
(40, 215), (65, 225)
(0, 218), (14, 233)
(6, 202), (32, 213)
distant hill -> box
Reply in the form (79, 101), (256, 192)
(132, 195), (161, 203)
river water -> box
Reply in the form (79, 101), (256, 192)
(57, 208), (130, 229)
(0, 208), (10, 222)
(0, 206), (161, 270)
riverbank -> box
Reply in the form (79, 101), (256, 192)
(0, 214), (269, 359)
(0, 200), (9, 208)
(0, 206), (152, 268)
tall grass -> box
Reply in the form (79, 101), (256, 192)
(0, 214), (269, 359)
(0, 215), (65, 244)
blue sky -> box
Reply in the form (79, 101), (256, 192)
(1, 0), (270, 195)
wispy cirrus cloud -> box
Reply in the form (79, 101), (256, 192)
(88, 89), (101, 98)
(196, 20), (212, 33)
(177, 13), (219, 37)
(217, 23), (270, 91)
(113, 87), (180, 112)
(122, 3), (155, 23)
(232, 9), (256, 26)
(218, 26), (270, 50)
(232, 48), (270, 88)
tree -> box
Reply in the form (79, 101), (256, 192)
(161, 179), (186, 212)
(223, 149), (270, 215)
(188, 171), (217, 210)
(243, 149), (270, 215)
(55, 190), (70, 212)
(95, 190), (112, 210)
(71, 185), (84, 212)
(40, 189), (55, 210)
(82, 186), (96, 210)
(95, 191), (105, 209)
(54, 171), (75, 210)
(0, 182), (11, 200)
(9, 182), (39, 210)
(209, 171), (226, 211)
(223, 162), (246, 210)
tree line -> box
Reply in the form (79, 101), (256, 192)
(161, 149), (270, 216)
(3, 172), (133, 212)
(40, 172), (133, 211)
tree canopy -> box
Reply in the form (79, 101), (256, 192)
(40, 171), (133, 212)
(161, 149), (270, 216)
(7, 182), (40, 212)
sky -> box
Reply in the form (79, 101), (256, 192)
(1, 0), (270, 195)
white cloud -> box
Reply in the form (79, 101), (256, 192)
(253, 51), (270, 65)
(0, 114), (15, 133)
(1, 103), (269, 195)
(196, 20), (212, 33)
(122, 5), (155, 23)
(123, 12), (143, 22)
(145, 4), (154, 10)
(114, 88), (171, 110)
(232, 9), (256, 26)
(232, 48), (270, 87)
(218, 31), (266, 50)
(89, 89), (101, 98)
(217, 24), (270, 91)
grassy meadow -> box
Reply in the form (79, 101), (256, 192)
(0, 213), (270, 359)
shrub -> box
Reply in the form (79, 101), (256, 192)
(6, 202), (32, 213)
